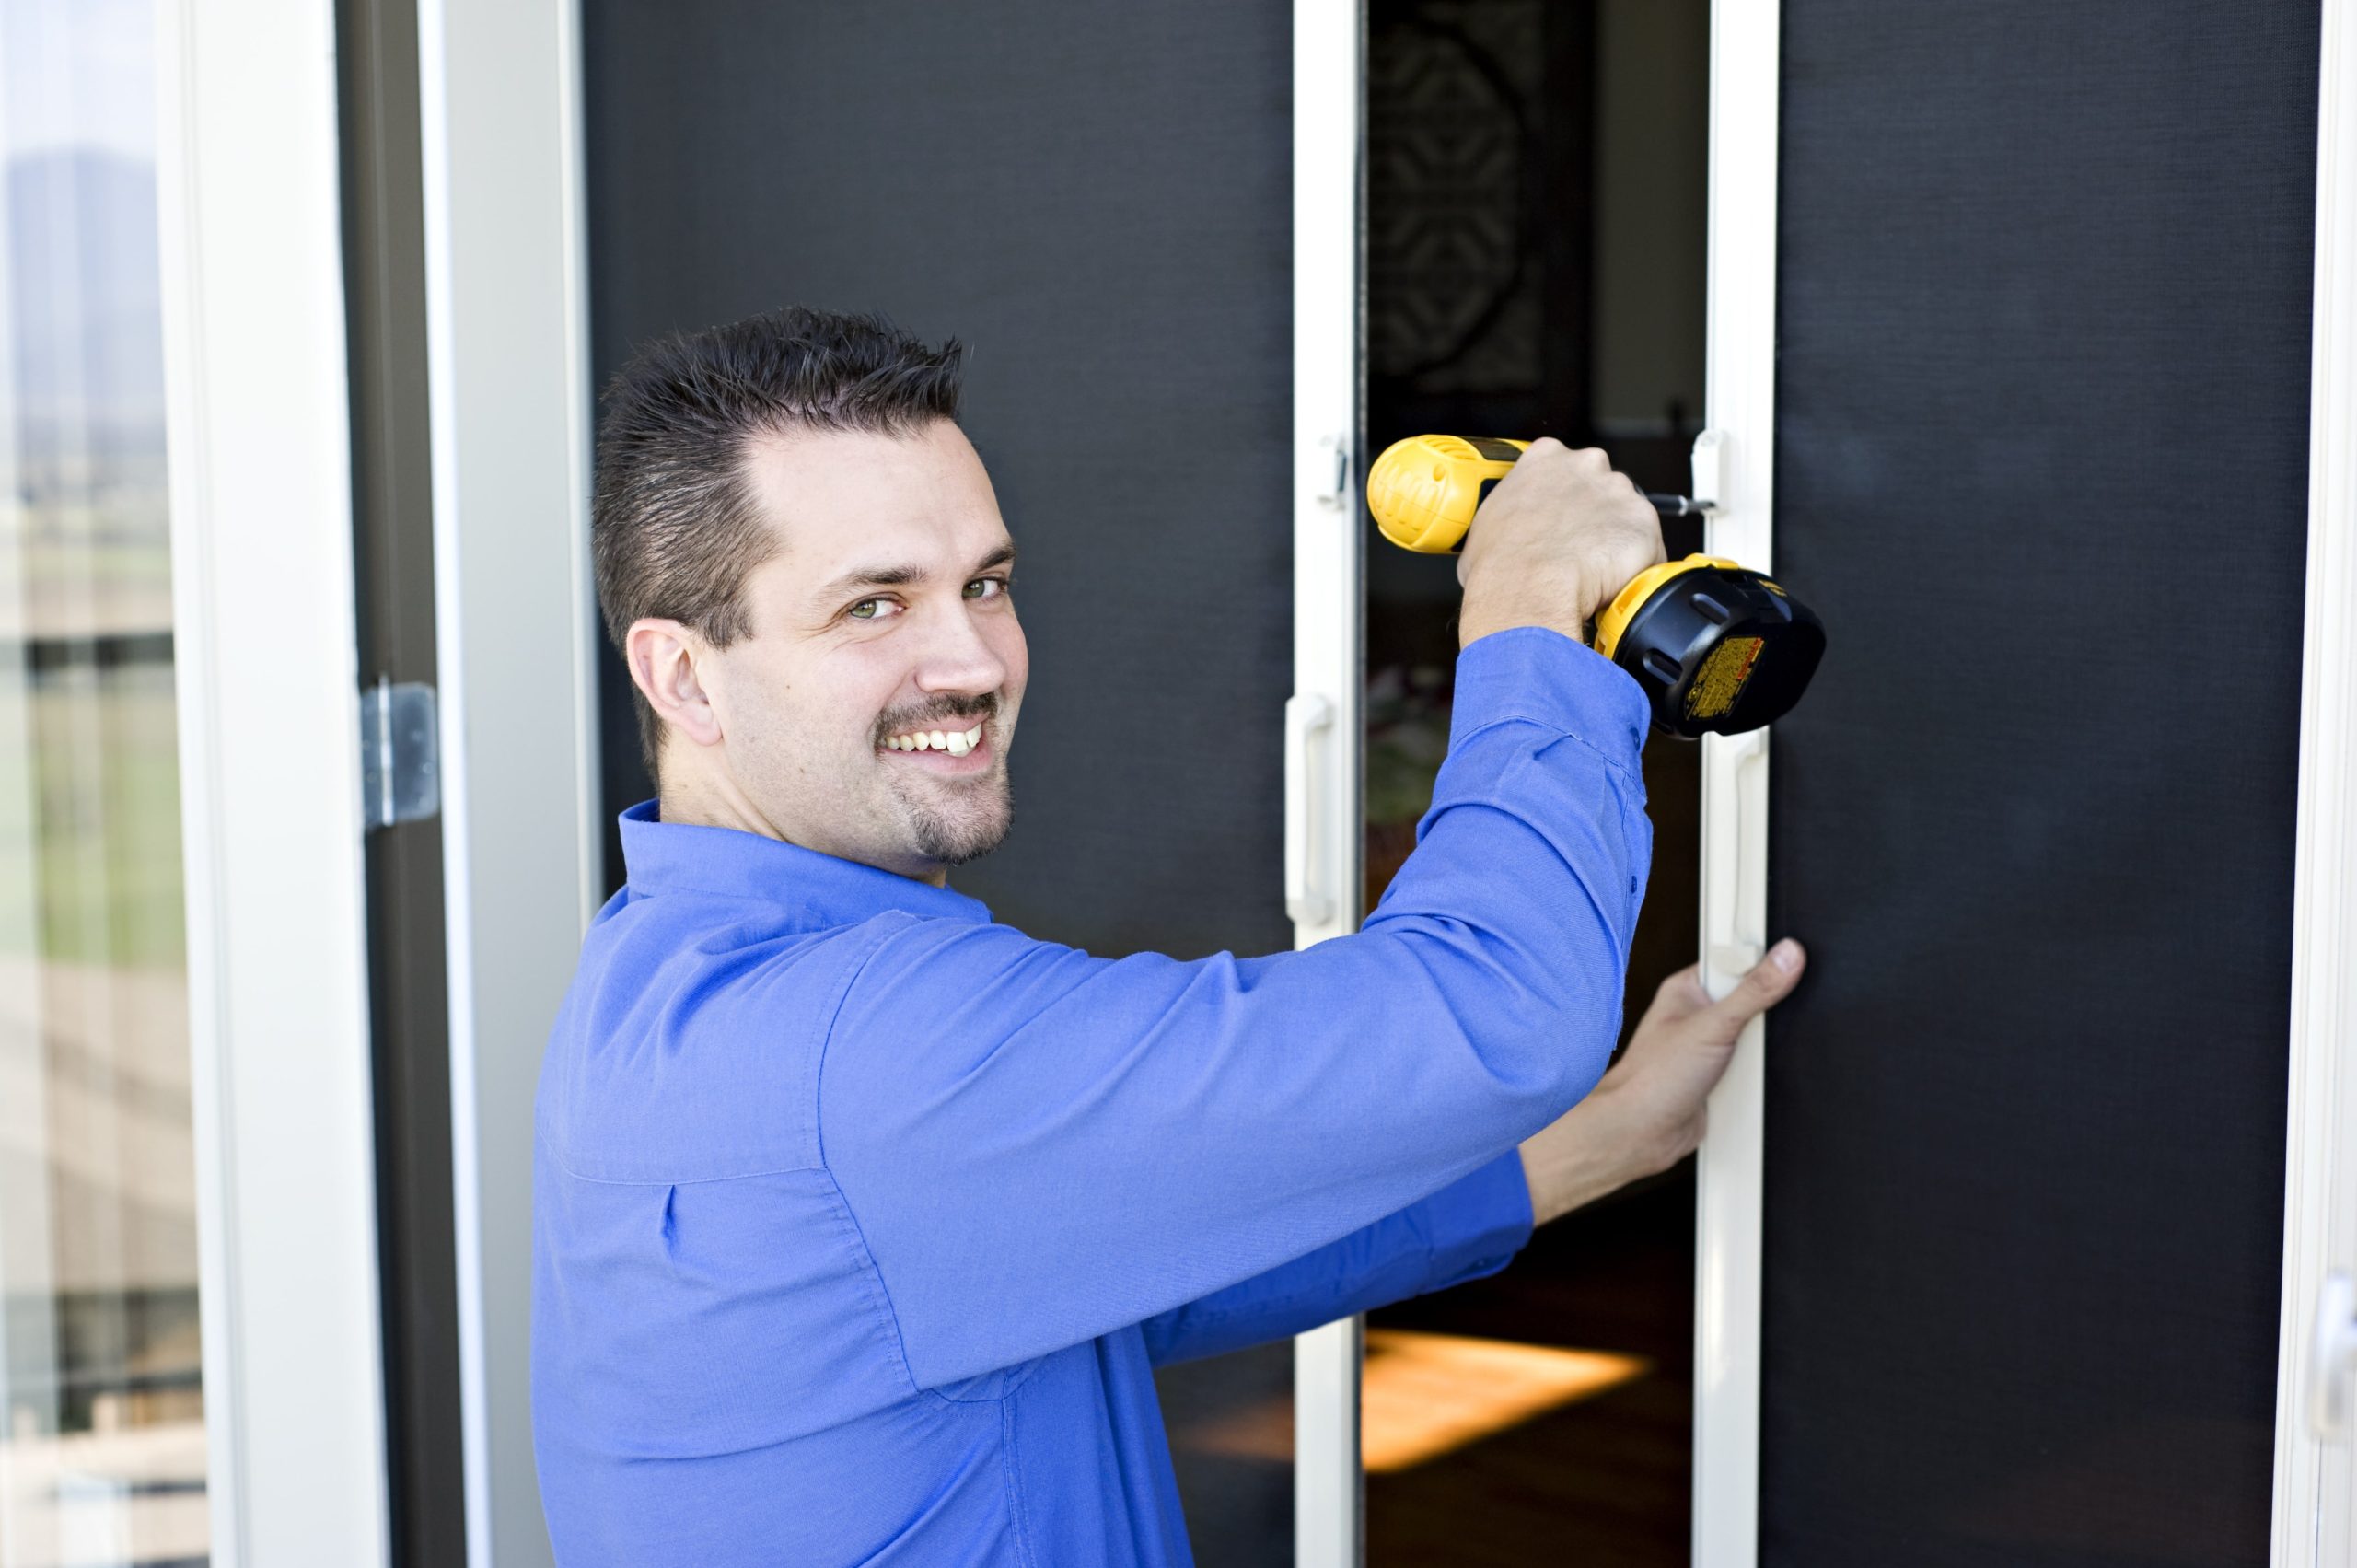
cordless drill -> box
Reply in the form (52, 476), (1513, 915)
(1365, 435), (1825, 738)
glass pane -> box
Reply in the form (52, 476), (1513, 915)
(1363, 0), (1709, 1561)
(0, 1), (209, 1564)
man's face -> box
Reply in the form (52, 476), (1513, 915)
(703, 422), (1028, 880)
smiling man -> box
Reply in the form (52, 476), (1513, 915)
(532, 308), (1805, 1566)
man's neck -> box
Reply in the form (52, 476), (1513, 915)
(654, 772), (950, 889)
(656, 766), (779, 843)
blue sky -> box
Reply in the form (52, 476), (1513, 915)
(2, 0), (153, 165)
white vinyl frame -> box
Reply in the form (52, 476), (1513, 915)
(415, 1), (601, 1564)
(2273, 0), (2357, 1561)
(1290, 1), (1369, 1562)
(1690, 0), (1782, 1562)
(154, 0), (393, 1562)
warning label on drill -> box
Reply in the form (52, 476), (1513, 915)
(1685, 636), (1764, 721)
(1469, 437), (1524, 462)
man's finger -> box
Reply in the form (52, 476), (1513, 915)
(1710, 937), (1806, 1024)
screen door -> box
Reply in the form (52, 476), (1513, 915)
(1761, 4), (2321, 1563)
(580, 2), (1303, 1557)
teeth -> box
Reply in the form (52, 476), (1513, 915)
(887, 723), (986, 753)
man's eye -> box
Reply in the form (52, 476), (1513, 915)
(848, 598), (904, 621)
(964, 577), (1009, 601)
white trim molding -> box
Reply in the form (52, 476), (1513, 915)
(1291, 0), (1367, 1562)
(2273, 1), (2357, 1562)
(1691, 1), (1782, 1563)
(155, 0), (391, 1561)
(416, 0), (600, 1562)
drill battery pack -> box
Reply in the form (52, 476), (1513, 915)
(1594, 557), (1825, 738)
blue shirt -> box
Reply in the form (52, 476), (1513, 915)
(531, 627), (1652, 1565)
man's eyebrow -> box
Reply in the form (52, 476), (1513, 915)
(811, 542), (1016, 605)
(814, 562), (928, 602)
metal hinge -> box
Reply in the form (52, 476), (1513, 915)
(1312, 432), (1351, 512)
(360, 677), (440, 831)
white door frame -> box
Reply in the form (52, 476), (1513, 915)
(2274, 1), (2357, 1561)
(155, 0), (392, 1561)
(1290, 5), (1368, 1562)
(1690, 0), (1782, 1562)
(414, 0), (601, 1563)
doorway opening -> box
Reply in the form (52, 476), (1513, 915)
(1363, 0), (1709, 1560)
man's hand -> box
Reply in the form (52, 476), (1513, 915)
(1517, 940), (1807, 1226)
(1457, 438), (1666, 649)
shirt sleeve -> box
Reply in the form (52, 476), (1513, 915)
(820, 627), (1651, 1390)
(1137, 1147), (1535, 1366)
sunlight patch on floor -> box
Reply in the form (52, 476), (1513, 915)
(1178, 1330), (1650, 1472)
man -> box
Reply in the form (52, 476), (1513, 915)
(533, 307), (1805, 1564)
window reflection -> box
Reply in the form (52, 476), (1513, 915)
(0, 0), (209, 1563)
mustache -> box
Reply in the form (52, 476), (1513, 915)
(873, 692), (999, 744)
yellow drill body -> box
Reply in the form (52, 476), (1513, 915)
(1364, 434), (1827, 738)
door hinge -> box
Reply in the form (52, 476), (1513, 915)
(1313, 432), (1351, 512)
(360, 677), (440, 832)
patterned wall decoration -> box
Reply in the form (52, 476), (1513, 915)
(1366, 0), (1546, 392)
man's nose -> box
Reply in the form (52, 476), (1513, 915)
(911, 600), (1007, 694)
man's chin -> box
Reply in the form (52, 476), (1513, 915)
(916, 813), (1011, 867)
(899, 773), (1014, 867)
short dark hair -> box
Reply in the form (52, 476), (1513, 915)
(591, 307), (967, 779)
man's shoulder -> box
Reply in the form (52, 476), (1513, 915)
(539, 895), (925, 1184)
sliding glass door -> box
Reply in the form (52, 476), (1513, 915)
(0, 3), (209, 1559)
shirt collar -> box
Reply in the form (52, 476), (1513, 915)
(616, 799), (993, 928)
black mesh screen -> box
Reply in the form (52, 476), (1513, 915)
(1763, 4), (2316, 1563)
(579, 3), (1298, 1556)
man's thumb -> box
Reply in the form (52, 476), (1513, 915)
(1714, 937), (1806, 1023)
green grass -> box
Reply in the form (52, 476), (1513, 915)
(0, 666), (187, 969)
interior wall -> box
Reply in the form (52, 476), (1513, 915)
(1764, 5), (2319, 1563)
(1590, 0), (1708, 436)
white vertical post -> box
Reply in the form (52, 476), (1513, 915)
(155, 0), (391, 1561)
(415, 0), (599, 1562)
(2273, 2), (2357, 1562)
(1691, 2), (1781, 1564)
(1292, 0), (1366, 1562)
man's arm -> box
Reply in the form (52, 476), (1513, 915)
(822, 443), (1674, 1390)
(1138, 1151), (1533, 1367)
(1137, 947), (1808, 1367)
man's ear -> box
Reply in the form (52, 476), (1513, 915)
(626, 618), (725, 751)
